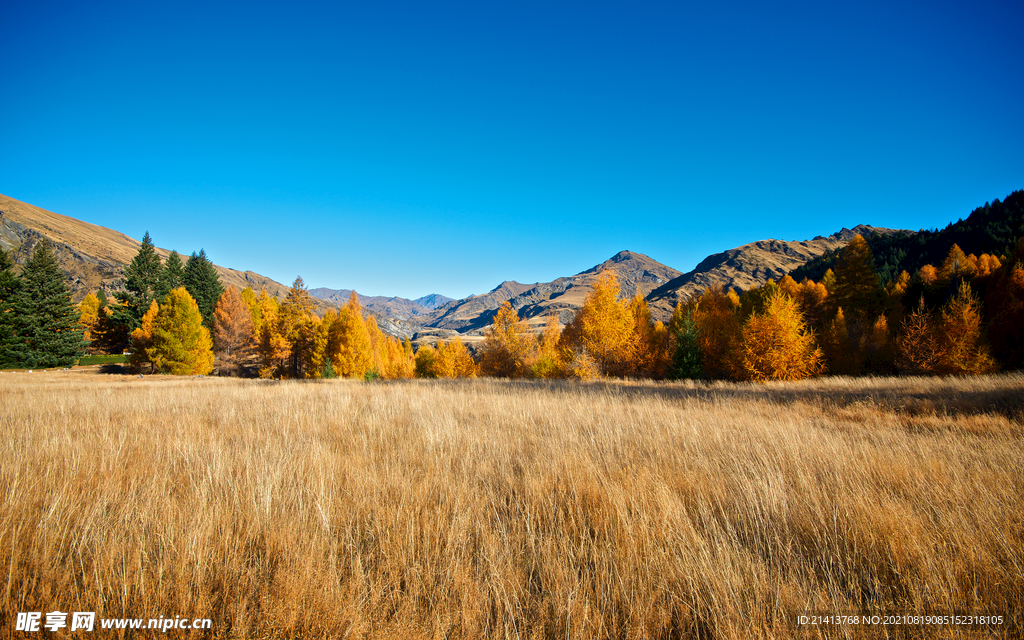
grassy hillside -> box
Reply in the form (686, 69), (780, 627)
(1, 373), (1020, 638)
(790, 190), (1024, 284)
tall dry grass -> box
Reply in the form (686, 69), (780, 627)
(0, 371), (1021, 638)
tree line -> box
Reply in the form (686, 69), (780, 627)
(4, 224), (1022, 382)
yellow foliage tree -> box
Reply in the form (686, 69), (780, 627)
(433, 338), (477, 378)
(414, 344), (438, 378)
(128, 300), (160, 373)
(328, 292), (374, 379)
(740, 291), (824, 382)
(559, 270), (632, 377)
(78, 293), (101, 352)
(148, 287), (214, 376)
(479, 301), (537, 378)
(256, 290), (289, 378)
(934, 281), (996, 375)
(532, 315), (563, 378)
(279, 277), (318, 378)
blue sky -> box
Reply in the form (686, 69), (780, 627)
(2, 0), (1022, 299)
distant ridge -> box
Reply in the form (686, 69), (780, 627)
(308, 287), (452, 321)
(420, 250), (681, 332)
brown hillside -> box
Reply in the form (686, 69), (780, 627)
(0, 193), (293, 302)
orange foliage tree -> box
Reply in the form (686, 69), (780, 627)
(128, 300), (160, 373)
(691, 285), (742, 380)
(479, 302), (537, 378)
(934, 281), (996, 375)
(532, 315), (563, 378)
(894, 298), (938, 375)
(739, 291), (824, 382)
(213, 286), (255, 376)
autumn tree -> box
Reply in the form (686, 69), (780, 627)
(78, 293), (102, 352)
(532, 315), (564, 378)
(256, 289), (289, 378)
(148, 287), (215, 375)
(691, 285), (742, 379)
(129, 300), (160, 373)
(558, 270), (632, 377)
(414, 344), (438, 378)
(182, 249), (224, 328)
(328, 291), (373, 379)
(433, 338), (477, 378)
(213, 286), (255, 376)
(277, 277), (319, 378)
(625, 294), (668, 378)
(739, 290), (824, 382)
(479, 301), (537, 378)
(894, 298), (938, 375)
(933, 281), (996, 375)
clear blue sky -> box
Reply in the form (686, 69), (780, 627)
(2, 0), (1022, 299)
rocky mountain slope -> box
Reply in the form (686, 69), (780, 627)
(645, 225), (906, 320)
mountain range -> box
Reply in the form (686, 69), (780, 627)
(1, 192), (904, 338)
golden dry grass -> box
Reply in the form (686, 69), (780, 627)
(1, 371), (1021, 638)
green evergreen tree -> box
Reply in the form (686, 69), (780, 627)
(114, 231), (163, 331)
(668, 307), (703, 379)
(0, 247), (22, 368)
(155, 250), (184, 301)
(182, 249), (224, 328)
(8, 241), (86, 368)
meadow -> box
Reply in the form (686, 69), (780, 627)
(1, 371), (1021, 638)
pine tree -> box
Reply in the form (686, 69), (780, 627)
(182, 249), (224, 328)
(0, 247), (22, 367)
(832, 235), (883, 319)
(8, 241), (86, 368)
(740, 291), (824, 382)
(114, 232), (163, 331)
(668, 301), (703, 380)
(213, 286), (255, 376)
(148, 287), (214, 375)
(155, 250), (185, 301)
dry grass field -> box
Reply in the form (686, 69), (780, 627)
(1, 371), (1022, 638)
